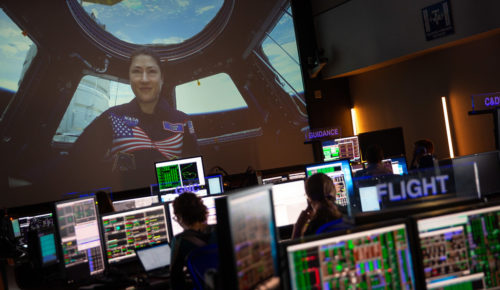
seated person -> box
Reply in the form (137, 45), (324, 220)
(410, 139), (436, 170)
(355, 144), (393, 178)
(291, 173), (347, 238)
(170, 192), (215, 290)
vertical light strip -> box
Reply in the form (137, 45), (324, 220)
(441, 96), (455, 158)
(351, 108), (358, 135)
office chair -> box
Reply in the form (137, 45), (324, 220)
(315, 218), (353, 235)
(186, 243), (219, 290)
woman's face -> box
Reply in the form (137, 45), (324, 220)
(129, 54), (163, 105)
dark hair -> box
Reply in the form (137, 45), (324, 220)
(129, 46), (164, 76)
(305, 173), (336, 203)
(173, 192), (208, 226)
(414, 139), (434, 154)
(366, 144), (384, 164)
(95, 191), (114, 214)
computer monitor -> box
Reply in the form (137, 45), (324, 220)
(18, 213), (54, 244)
(216, 185), (279, 290)
(11, 219), (21, 238)
(451, 151), (500, 197)
(390, 156), (408, 175)
(283, 222), (416, 289)
(358, 127), (405, 161)
(112, 195), (159, 212)
(358, 185), (381, 212)
(54, 196), (106, 279)
(305, 159), (354, 208)
(258, 164), (307, 185)
(38, 230), (58, 266)
(271, 180), (307, 227)
(167, 195), (222, 237)
(206, 175), (224, 195)
(101, 204), (169, 264)
(154, 156), (207, 195)
(322, 136), (361, 162)
(350, 163), (364, 175)
(415, 203), (500, 289)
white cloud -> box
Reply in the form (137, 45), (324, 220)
(113, 30), (133, 43)
(0, 24), (20, 39)
(176, 0), (190, 8)
(196, 5), (215, 15)
(122, 0), (142, 10)
(0, 41), (31, 58)
(152, 36), (185, 44)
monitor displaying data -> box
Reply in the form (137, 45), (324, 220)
(285, 223), (415, 289)
(155, 156), (207, 195)
(271, 180), (308, 227)
(416, 204), (500, 289)
(216, 185), (279, 290)
(381, 156), (408, 175)
(322, 136), (361, 162)
(306, 160), (354, 207)
(207, 175), (224, 195)
(101, 204), (169, 264)
(112, 195), (159, 212)
(167, 195), (221, 237)
(55, 196), (105, 277)
(38, 230), (58, 266)
(11, 219), (21, 238)
(18, 213), (53, 243)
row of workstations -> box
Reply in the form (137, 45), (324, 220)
(3, 150), (500, 289)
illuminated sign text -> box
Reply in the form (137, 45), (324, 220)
(377, 175), (449, 202)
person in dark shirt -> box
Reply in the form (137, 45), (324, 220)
(70, 47), (200, 191)
(292, 173), (345, 238)
(170, 192), (215, 290)
(355, 144), (393, 178)
(410, 139), (436, 170)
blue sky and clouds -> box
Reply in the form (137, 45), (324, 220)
(82, 0), (223, 45)
(0, 2), (303, 115)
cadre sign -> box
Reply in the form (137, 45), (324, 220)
(471, 92), (500, 112)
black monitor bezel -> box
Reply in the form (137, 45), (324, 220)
(53, 195), (107, 281)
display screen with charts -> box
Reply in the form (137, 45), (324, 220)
(101, 204), (169, 264)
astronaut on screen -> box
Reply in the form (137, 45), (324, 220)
(70, 47), (200, 190)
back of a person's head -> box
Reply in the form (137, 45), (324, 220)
(366, 144), (384, 164)
(173, 192), (208, 226)
(305, 173), (336, 203)
(414, 139), (434, 155)
(95, 190), (114, 214)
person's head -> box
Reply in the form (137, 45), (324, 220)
(129, 47), (164, 108)
(95, 190), (115, 214)
(414, 139), (434, 156)
(305, 173), (337, 204)
(365, 144), (384, 164)
(173, 192), (208, 229)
